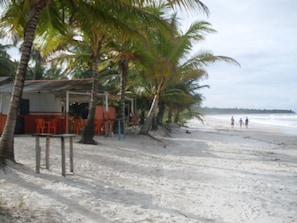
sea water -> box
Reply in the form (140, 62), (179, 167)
(204, 113), (297, 136)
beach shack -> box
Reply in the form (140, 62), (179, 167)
(0, 77), (117, 135)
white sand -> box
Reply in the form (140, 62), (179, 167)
(1, 117), (297, 223)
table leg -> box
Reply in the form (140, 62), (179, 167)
(109, 121), (113, 137)
(35, 136), (40, 174)
(61, 137), (66, 177)
(105, 121), (108, 138)
(45, 136), (50, 170)
(69, 136), (74, 172)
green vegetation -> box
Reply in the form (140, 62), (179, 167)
(0, 1), (239, 165)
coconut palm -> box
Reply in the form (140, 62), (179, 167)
(43, 2), (202, 143)
(0, 0), (208, 165)
(0, 0), (75, 165)
(139, 18), (239, 134)
(78, 3), (163, 143)
(156, 49), (211, 125)
(163, 80), (206, 124)
(0, 0), (52, 166)
(43, 2), (164, 144)
(108, 47), (139, 133)
(106, 4), (166, 134)
(138, 18), (212, 134)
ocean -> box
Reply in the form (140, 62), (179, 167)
(203, 113), (297, 136)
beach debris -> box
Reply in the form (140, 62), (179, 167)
(186, 130), (191, 134)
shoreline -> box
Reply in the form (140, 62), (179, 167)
(199, 114), (297, 136)
(184, 116), (297, 148)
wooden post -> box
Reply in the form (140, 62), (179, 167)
(35, 136), (40, 174)
(118, 119), (121, 140)
(66, 90), (69, 133)
(123, 118), (126, 138)
(109, 121), (113, 137)
(105, 121), (108, 138)
(45, 135), (50, 170)
(61, 137), (66, 177)
(69, 136), (74, 172)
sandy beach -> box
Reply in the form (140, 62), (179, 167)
(1, 117), (297, 223)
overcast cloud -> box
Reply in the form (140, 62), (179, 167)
(178, 0), (297, 112)
(2, 1), (296, 112)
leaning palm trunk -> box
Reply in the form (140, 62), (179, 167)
(139, 93), (160, 134)
(0, 0), (50, 167)
(139, 80), (163, 134)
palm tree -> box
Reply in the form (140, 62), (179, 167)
(138, 18), (211, 134)
(76, 1), (200, 143)
(0, 0), (208, 165)
(0, 0), (51, 167)
(42, 2), (193, 143)
(139, 18), (239, 134)
(76, 2), (156, 144)
(109, 47), (137, 133)
(163, 80), (206, 124)
(42, 1), (155, 144)
(106, 10), (154, 134)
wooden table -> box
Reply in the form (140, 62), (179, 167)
(33, 133), (76, 177)
(33, 133), (51, 173)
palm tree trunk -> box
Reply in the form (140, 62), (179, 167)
(157, 101), (165, 125)
(79, 59), (97, 144)
(174, 110), (180, 123)
(139, 93), (159, 134)
(139, 79), (164, 134)
(119, 58), (129, 134)
(0, 0), (50, 167)
(79, 46), (102, 144)
(167, 105), (173, 124)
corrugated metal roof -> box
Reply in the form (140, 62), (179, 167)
(0, 78), (93, 92)
(0, 78), (113, 103)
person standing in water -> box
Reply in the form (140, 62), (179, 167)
(239, 118), (243, 128)
(245, 117), (249, 128)
(231, 116), (235, 128)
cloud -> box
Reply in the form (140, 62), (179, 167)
(178, 0), (297, 111)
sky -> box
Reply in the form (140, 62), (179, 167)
(178, 0), (297, 112)
(2, 1), (297, 112)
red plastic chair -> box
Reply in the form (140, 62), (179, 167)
(95, 119), (103, 135)
(35, 119), (47, 133)
(49, 118), (58, 134)
(72, 119), (84, 134)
